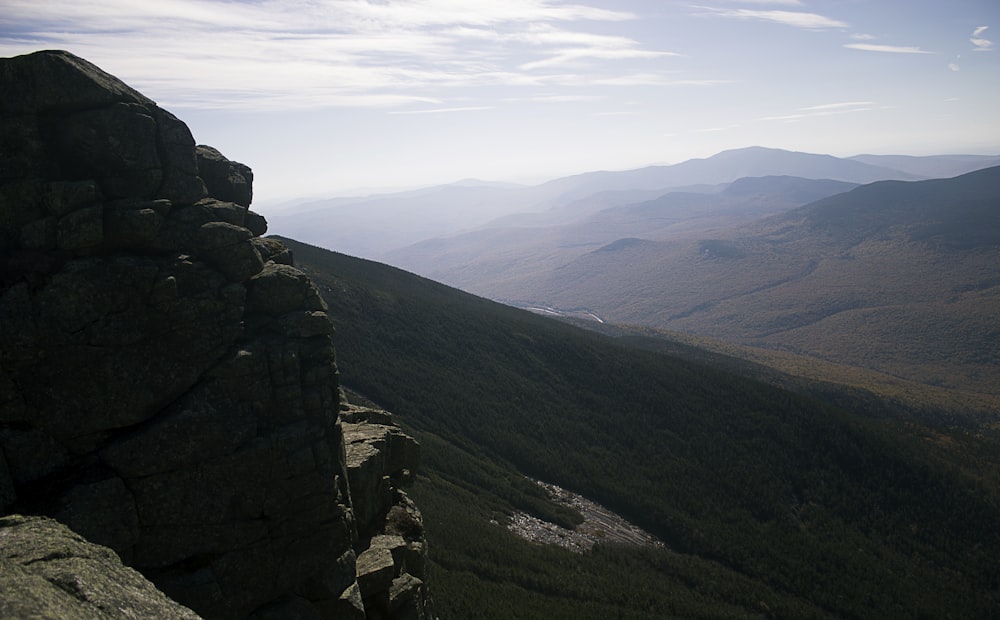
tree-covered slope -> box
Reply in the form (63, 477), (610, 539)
(279, 236), (1000, 619)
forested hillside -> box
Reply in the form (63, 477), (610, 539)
(414, 166), (1000, 398)
(280, 236), (1000, 619)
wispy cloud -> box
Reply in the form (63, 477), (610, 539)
(0, 0), (680, 111)
(697, 123), (741, 132)
(700, 7), (848, 30)
(504, 94), (604, 103)
(758, 101), (878, 122)
(799, 101), (874, 111)
(844, 43), (934, 54)
(586, 75), (730, 87)
(520, 48), (678, 71)
(971, 25), (994, 51)
(389, 106), (495, 115)
(728, 0), (803, 4)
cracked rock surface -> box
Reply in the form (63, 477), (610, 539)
(1, 50), (359, 619)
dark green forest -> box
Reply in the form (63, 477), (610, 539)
(279, 236), (1000, 619)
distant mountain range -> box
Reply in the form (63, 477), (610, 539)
(383, 175), (861, 290)
(406, 166), (1000, 397)
(267, 147), (1000, 257)
(269, 147), (1000, 398)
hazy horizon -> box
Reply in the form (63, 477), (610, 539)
(2, 0), (998, 205)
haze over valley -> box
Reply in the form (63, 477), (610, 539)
(266, 148), (1000, 406)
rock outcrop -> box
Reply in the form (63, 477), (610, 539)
(341, 396), (432, 619)
(0, 50), (431, 619)
(0, 514), (201, 619)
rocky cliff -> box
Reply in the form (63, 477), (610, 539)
(0, 50), (430, 619)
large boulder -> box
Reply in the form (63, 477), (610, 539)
(197, 145), (254, 209)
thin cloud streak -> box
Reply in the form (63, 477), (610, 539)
(701, 8), (848, 30)
(844, 43), (934, 54)
(729, 0), (802, 4)
(520, 48), (679, 71)
(697, 124), (741, 133)
(800, 101), (874, 111)
(585, 75), (730, 87)
(389, 106), (495, 115)
(503, 94), (605, 103)
(758, 101), (877, 122)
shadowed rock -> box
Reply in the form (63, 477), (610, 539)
(1, 49), (434, 620)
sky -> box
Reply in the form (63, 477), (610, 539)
(2, 0), (999, 209)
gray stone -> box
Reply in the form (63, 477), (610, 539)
(347, 459), (392, 535)
(343, 419), (425, 542)
(252, 237), (293, 264)
(385, 493), (426, 542)
(369, 534), (408, 567)
(356, 546), (395, 599)
(389, 573), (424, 613)
(197, 145), (253, 208)
(245, 210), (267, 237)
(335, 582), (366, 620)
(104, 199), (168, 248)
(340, 403), (395, 425)
(246, 262), (325, 316)
(195, 221), (263, 282)
(0, 515), (202, 619)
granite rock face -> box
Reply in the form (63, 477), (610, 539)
(0, 50), (430, 619)
(0, 514), (202, 619)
